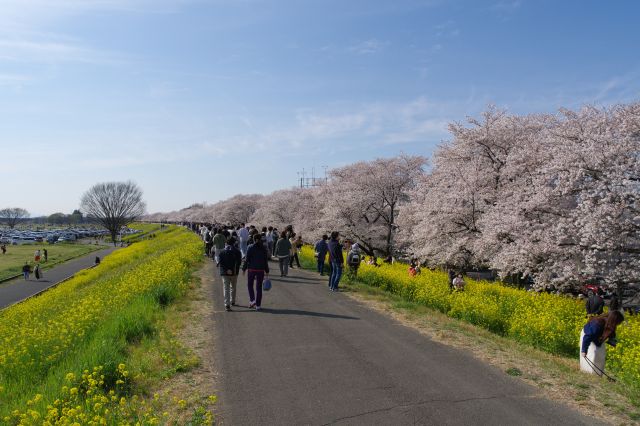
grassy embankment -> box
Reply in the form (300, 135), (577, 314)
(299, 246), (640, 421)
(122, 223), (164, 244)
(0, 225), (215, 425)
(0, 244), (99, 282)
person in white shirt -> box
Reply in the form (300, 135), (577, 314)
(237, 224), (250, 258)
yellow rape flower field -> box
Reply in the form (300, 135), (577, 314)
(0, 226), (207, 425)
(300, 247), (640, 397)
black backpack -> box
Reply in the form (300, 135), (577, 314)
(349, 252), (360, 266)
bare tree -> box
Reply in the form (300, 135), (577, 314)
(80, 181), (146, 245)
(0, 207), (30, 229)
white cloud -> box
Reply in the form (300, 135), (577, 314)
(347, 39), (389, 55)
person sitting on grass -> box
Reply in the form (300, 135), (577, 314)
(452, 273), (465, 291)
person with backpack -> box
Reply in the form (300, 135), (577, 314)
(314, 235), (329, 276)
(212, 229), (226, 266)
(219, 237), (242, 311)
(204, 227), (213, 257)
(274, 231), (292, 277)
(346, 243), (362, 277)
(328, 231), (343, 292)
(242, 234), (270, 311)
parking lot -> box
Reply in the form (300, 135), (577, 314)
(0, 226), (139, 245)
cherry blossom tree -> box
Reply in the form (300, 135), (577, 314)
(321, 154), (427, 256)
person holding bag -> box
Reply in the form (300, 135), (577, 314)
(242, 234), (270, 311)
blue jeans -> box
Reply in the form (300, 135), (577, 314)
(317, 257), (326, 275)
(329, 262), (342, 290)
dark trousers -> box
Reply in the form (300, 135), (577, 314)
(329, 262), (343, 290)
(289, 252), (300, 267)
(247, 270), (265, 307)
(317, 257), (326, 275)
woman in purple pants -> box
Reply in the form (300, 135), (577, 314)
(242, 234), (270, 311)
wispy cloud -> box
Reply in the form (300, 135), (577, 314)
(492, 0), (523, 12)
(347, 39), (389, 55)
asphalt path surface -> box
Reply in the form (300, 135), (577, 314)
(211, 261), (597, 426)
(0, 247), (116, 309)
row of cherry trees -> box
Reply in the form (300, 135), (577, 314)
(149, 102), (639, 292)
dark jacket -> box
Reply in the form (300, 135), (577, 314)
(328, 238), (343, 266)
(314, 240), (328, 257)
(585, 294), (604, 316)
(219, 245), (242, 276)
(274, 238), (292, 257)
(242, 243), (270, 273)
(582, 317), (606, 353)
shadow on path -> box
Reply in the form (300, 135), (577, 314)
(260, 307), (359, 320)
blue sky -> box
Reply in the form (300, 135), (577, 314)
(1, 0), (638, 215)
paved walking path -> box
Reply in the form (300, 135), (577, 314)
(211, 262), (598, 425)
(0, 247), (117, 310)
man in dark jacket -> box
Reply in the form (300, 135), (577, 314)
(219, 237), (242, 311)
(585, 290), (604, 316)
(328, 231), (343, 292)
(314, 235), (329, 276)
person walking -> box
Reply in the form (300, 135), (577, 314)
(34, 263), (42, 280)
(271, 228), (279, 256)
(266, 226), (274, 258)
(346, 243), (362, 277)
(22, 262), (30, 280)
(219, 237), (242, 311)
(43, 248), (48, 262)
(204, 227), (214, 257)
(289, 234), (302, 268)
(328, 231), (344, 292)
(1, 244), (6, 255)
(242, 234), (270, 310)
(34, 249), (41, 263)
(238, 224), (250, 258)
(212, 229), (226, 266)
(314, 235), (329, 276)
(274, 231), (291, 277)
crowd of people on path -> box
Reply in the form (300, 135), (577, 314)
(190, 221), (628, 379)
(194, 223), (312, 312)
(190, 221), (370, 310)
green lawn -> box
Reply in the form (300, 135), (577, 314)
(0, 243), (100, 281)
